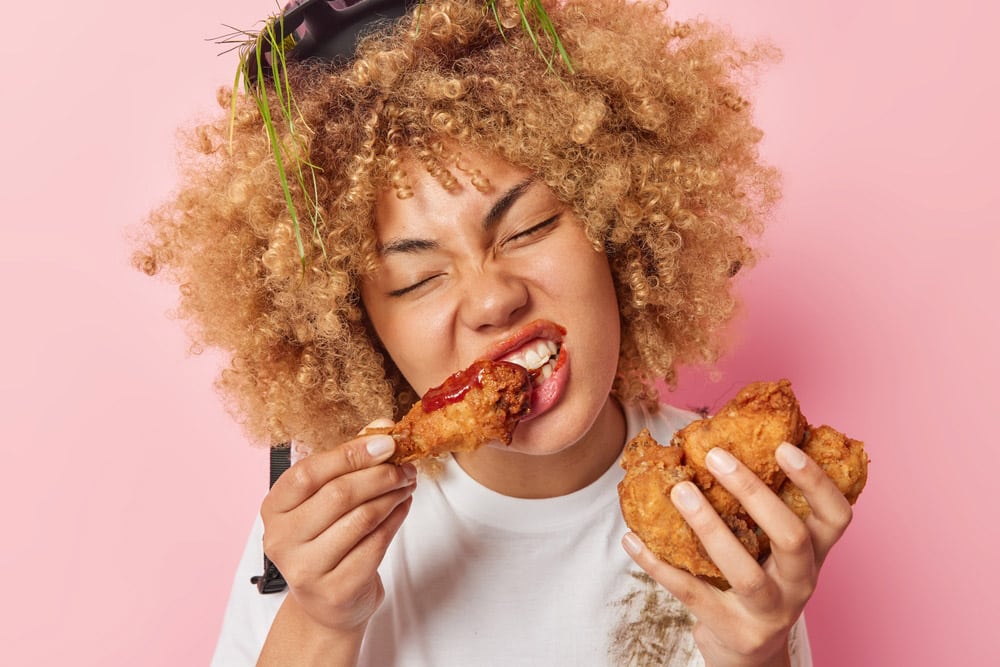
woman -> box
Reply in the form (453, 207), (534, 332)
(136, 0), (853, 664)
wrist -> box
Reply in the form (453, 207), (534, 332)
(258, 596), (369, 667)
(752, 644), (791, 667)
(704, 641), (791, 667)
(747, 640), (792, 667)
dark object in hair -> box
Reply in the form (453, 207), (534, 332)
(248, 0), (419, 83)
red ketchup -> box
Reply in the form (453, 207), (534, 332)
(421, 360), (490, 413)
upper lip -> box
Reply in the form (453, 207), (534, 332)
(479, 319), (566, 362)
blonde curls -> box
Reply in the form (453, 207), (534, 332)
(135, 0), (780, 449)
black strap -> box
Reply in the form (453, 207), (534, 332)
(250, 444), (292, 594)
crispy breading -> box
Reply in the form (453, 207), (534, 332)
(619, 429), (760, 586)
(367, 360), (533, 465)
(778, 425), (869, 519)
(618, 380), (868, 588)
(673, 380), (806, 519)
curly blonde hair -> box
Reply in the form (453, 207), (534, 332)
(135, 0), (780, 450)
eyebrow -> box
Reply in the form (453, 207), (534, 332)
(483, 177), (535, 231)
(380, 177), (536, 257)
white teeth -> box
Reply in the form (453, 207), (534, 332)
(524, 348), (544, 369)
(533, 358), (556, 386)
(500, 338), (558, 371)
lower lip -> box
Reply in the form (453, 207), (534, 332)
(522, 347), (569, 421)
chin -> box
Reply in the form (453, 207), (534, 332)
(503, 395), (610, 457)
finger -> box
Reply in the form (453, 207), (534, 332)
(667, 478), (779, 600)
(322, 494), (414, 594)
(293, 462), (417, 541)
(277, 484), (415, 582)
(704, 447), (816, 587)
(265, 433), (399, 514)
(775, 443), (853, 563)
(358, 418), (395, 435)
(622, 531), (727, 619)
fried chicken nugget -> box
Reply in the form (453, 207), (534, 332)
(778, 425), (868, 519)
(675, 380), (806, 519)
(367, 360), (533, 465)
(618, 380), (868, 588)
(618, 429), (762, 586)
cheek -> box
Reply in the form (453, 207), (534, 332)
(393, 312), (454, 384)
(360, 302), (392, 362)
(360, 283), (409, 369)
(578, 254), (622, 362)
(361, 295), (456, 395)
(572, 248), (619, 316)
(536, 243), (608, 298)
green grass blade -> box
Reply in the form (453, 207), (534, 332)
(516, 0), (555, 74)
(530, 0), (573, 73)
(254, 38), (307, 269)
(485, 0), (507, 41)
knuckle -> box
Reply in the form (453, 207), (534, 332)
(385, 464), (406, 487)
(259, 496), (276, 519)
(369, 580), (387, 609)
(288, 463), (317, 492)
(734, 571), (771, 598)
(261, 529), (292, 566)
(731, 472), (763, 499)
(672, 581), (701, 608)
(817, 495), (854, 535)
(327, 578), (385, 624)
(790, 584), (816, 610)
(323, 583), (349, 610)
(832, 503), (854, 531)
(261, 533), (278, 560)
(342, 443), (367, 472)
(325, 480), (353, 511)
(350, 504), (384, 536)
(774, 524), (812, 554)
(362, 520), (395, 554)
(281, 563), (309, 588)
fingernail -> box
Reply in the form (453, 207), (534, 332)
(672, 482), (702, 512)
(622, 532), (644, 555)
(706, 447), (738, 475)
(366, 435), (395, 458)
(402, 463), (418, 481)
(358, 417), (395, 435)
(777, 442), (807, 470)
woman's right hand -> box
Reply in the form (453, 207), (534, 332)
(260, 419), (416, 634)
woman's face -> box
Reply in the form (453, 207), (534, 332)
(360, 149), (622, 456)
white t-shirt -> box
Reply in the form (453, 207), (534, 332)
(212, 402), (812, 666)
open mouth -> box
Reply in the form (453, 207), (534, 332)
(480, 319), (569, 419)
(498, 338), (562, 386)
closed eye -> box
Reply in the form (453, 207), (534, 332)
(387, 274), (443, 298)
(501, 214), (559, 247)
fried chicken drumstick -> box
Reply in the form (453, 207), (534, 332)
(366, 360), (533, 465)
(618, 380), (868, 588)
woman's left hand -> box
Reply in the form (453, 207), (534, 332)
(623, 442), (854, 667)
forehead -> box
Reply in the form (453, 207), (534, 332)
(372, 149), (534, 239)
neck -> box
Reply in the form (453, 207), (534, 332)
(453, 397), (626, 499)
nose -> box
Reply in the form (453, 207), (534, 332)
(458, 264), (529, 331)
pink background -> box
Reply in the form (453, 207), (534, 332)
(2, 0), (996, 664)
